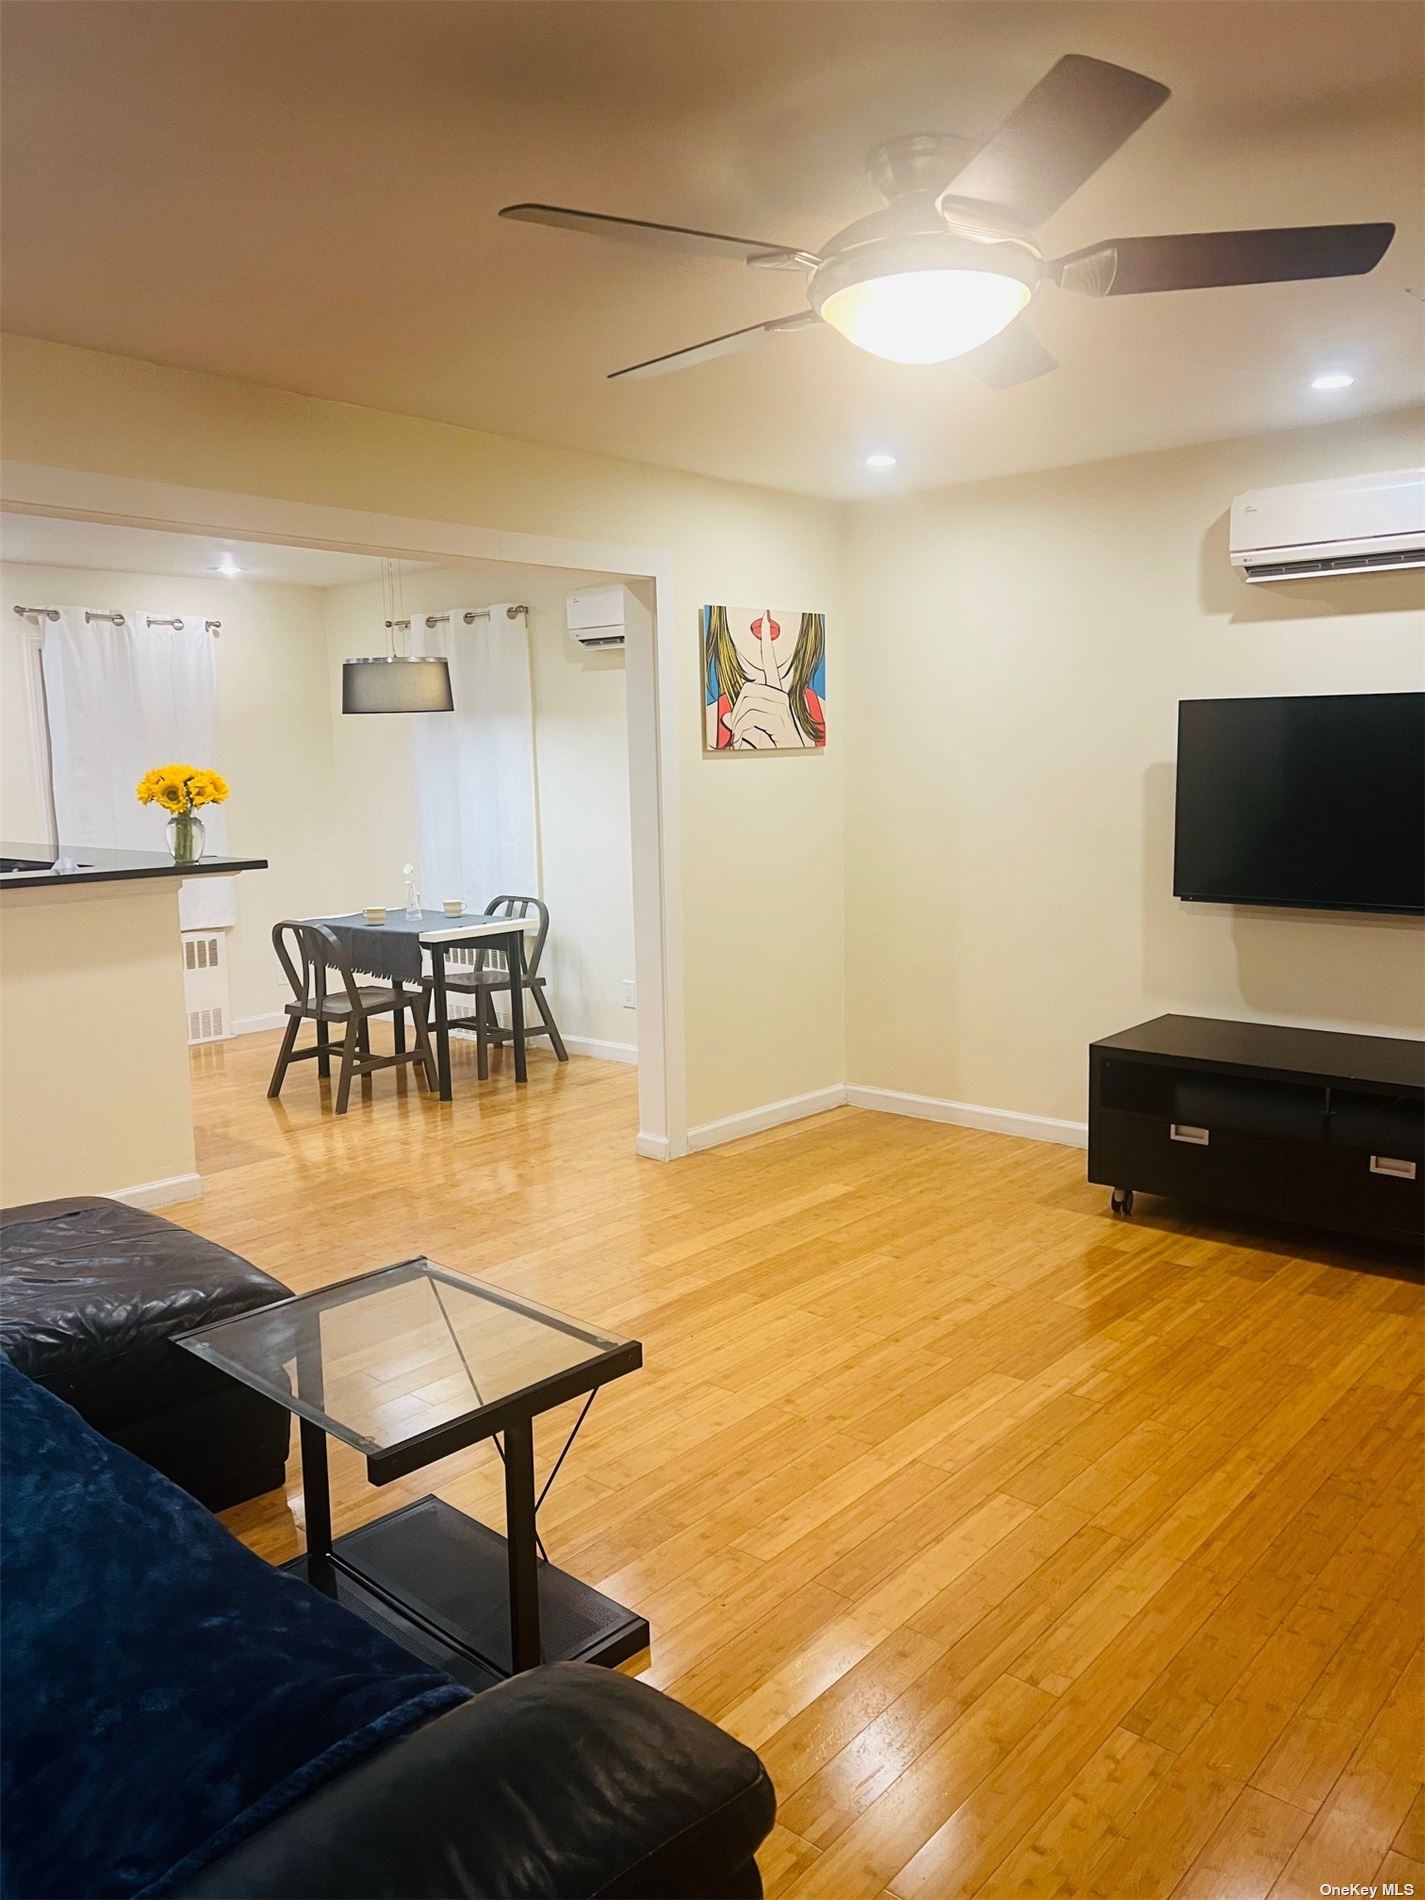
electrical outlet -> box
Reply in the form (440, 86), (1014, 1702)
(621, 980), (636, 1009)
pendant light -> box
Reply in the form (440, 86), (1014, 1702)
(342, 559), (454, 714)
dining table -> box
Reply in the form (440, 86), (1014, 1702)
(306, 909), (540, 1099)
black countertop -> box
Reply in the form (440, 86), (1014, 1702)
(0, 844), (268, 892)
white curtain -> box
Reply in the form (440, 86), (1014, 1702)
(41, 607), (234, 927)
(413, 605), (538, 912)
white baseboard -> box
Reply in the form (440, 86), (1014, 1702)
(226, 1015), (1083, 1156)
(635, 1132), (672, 1162)
(565, 1036), (638, 1065)
(846, 1084), (1088, 1149)
(686, 1086), (847, 1153)
(683, 1082), (1086, 1156)
(108, 1171), (204, 1210)
(230, 1015), (638, 1069)
(231, 1010), (286, 1037)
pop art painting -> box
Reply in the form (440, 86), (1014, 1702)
(702, 606), (827, 752)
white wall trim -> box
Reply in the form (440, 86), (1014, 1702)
(107, 1171), (203, 1210)
(687, 1085), (847, 1153)
(564, 1035), (638, 1065)
(231, 1010), (287, 1037)
(681, 1080), (1090, 1155)
(635, 1132), (671, 1161)
(846, 1084), (1088, 1149)
(231, 1015), (638, 1068)
(0, 459), (684, 1162)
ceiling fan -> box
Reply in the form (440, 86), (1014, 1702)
(500, 54), (1394, 387)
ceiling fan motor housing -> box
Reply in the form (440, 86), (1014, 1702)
(867, 133), (976, 202)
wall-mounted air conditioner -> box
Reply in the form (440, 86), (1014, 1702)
(1229, 467), (1425, 583)
(567, 584), (630, 650)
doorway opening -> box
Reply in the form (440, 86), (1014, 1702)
(0, 476), (682, 1158)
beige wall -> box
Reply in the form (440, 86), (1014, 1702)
(0, 560), (343, 1028)
(7, 336), (1416, 1154)
(1, 335), (847, 1129)
(322, 563), (638, 1051)
(845, 408), (1425, 1128)
(0, 879), (196, 1202)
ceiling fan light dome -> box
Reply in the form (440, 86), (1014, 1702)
(810, 233), (1038, 365)
(820, 269), (1031, 364)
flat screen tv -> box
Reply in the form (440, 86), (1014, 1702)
(1174, 692), (1425, 916)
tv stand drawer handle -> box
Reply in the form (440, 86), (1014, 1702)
(1170, 1124), (1210, 1146)
(1369, 1155), (1418, 1181)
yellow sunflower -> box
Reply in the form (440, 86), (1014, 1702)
(137, 762), (230, 814)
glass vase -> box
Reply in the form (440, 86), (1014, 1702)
(166, 811), (206, 865)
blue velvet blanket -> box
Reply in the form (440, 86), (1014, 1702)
(0, 1360), (469, 1899)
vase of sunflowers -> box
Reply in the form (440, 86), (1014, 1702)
(136, 764), (230, 864)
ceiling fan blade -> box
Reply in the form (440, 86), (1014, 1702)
(962, 317), (1058, 389)
(500, 203), (813, 269)
(943, 55), (1170, 228)
(1052, 222), (1396, 294)
(610, 312), (821, 381)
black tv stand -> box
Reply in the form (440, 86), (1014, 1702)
(1088, 1015), (1424, 1247)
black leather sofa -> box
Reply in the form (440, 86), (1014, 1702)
(2, 1319), (776, 1898)
(0, 1194), (292, 1508)
(180, 1664), (774, 1898)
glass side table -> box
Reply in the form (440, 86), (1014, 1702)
(179, 1257), (648, 1690)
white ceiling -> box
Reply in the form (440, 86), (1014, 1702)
(0, 515), (393, 586)
(1, 2), (1420, 500)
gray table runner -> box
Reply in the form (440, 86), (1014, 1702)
(310, 911), (501, 986)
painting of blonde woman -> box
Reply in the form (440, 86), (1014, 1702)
(702, 605), (827, 752)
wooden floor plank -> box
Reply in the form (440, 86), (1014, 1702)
(1393, 1786), (1425, 1861)
(975, 1725), (1170, 1898)
(1167, 1786), (1313, 1900)
(1265, 1649), (1424, 1900)
(885, 1561), (1225, 1897)
(778, 1521), (1124, 1850)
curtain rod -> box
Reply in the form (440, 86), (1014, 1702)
(383, 605), (530, 630)
(12, 605), (220, 636)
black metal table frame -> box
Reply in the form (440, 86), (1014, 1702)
(290, 1269), (642, 1672)
(300, 1411), (572, 1671)
(423, 922), (530, 1099)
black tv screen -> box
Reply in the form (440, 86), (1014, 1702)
(1174, 692), (1425, 916)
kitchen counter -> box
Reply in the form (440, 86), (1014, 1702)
(0, 843), (269, 891)
(0, 842), (267, 1210)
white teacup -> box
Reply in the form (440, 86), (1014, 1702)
(363, 905), (387, 925)
(442, 899), (464, 917)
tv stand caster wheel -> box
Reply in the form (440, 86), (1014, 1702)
(1111, 1187), (1134, 1217)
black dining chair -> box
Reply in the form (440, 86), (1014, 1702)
(267, 920), (437, 1114)
(429, 896), (569, 1081)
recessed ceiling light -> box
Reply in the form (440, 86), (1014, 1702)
(865, 453), (898, 469)
(1310, 372), (1355, 391)
(215, 554), (243, 576)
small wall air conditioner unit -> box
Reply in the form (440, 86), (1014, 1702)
(1229, 467), (1425, 583)
(567, 584), (630, 650)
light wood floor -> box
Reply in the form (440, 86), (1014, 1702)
(175, 1030), (1423, 1900)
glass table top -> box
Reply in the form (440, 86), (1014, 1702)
(176, 1258), (635, 1460)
